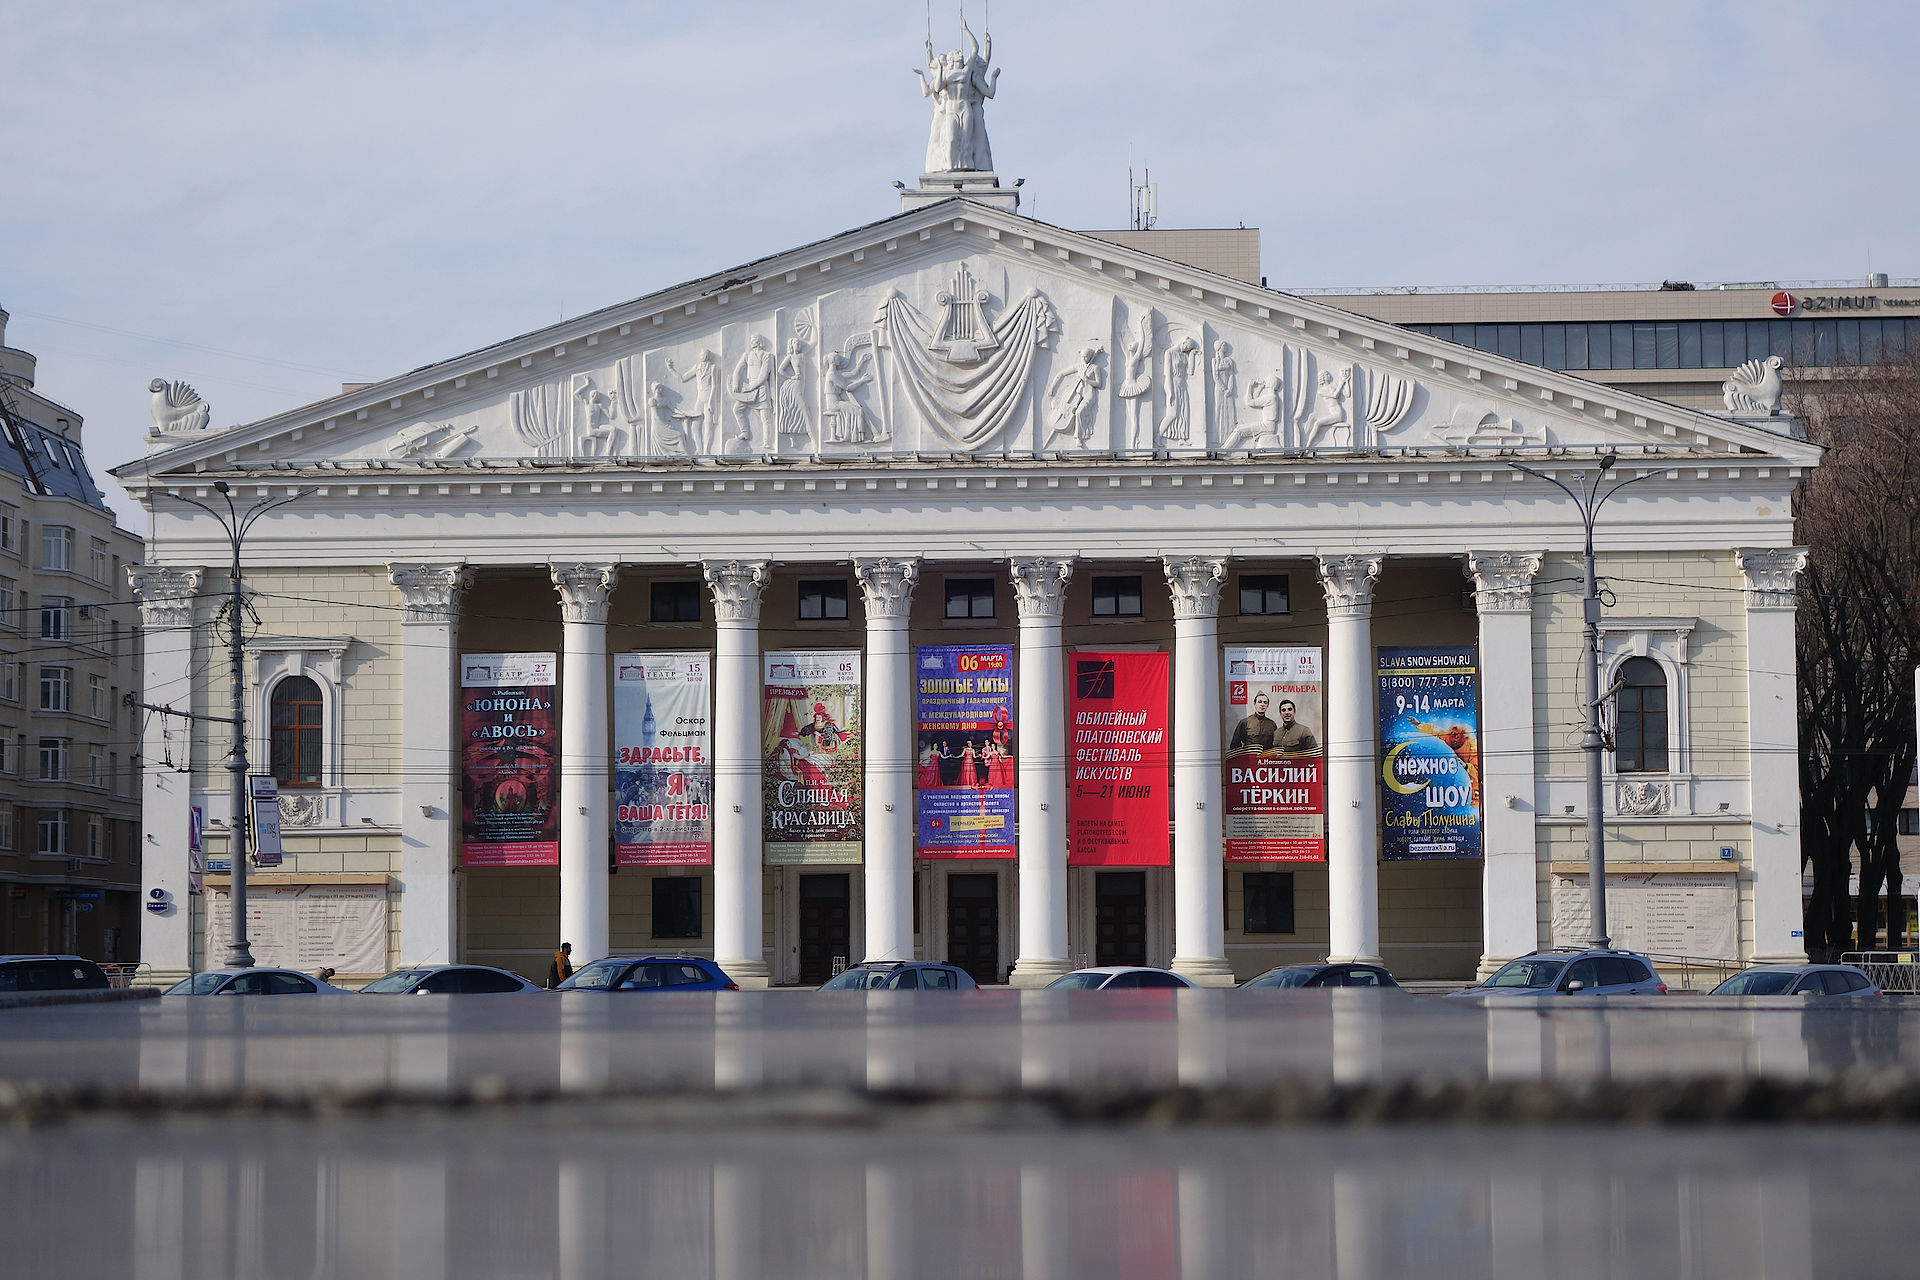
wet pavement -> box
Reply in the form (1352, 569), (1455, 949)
(4, 990), (1917, 1278)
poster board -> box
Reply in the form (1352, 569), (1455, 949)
(915, 644), (1016, 859)
(205, 883), (389, 974)
(1549, 871), (1738, 960)
(459, 652), (559, 866)
(614, 652), (713, 866)
(1377, 645), (1482, 860)
(1068, 651), (1170, 867)
(1223, 646), (1325, 861)
(763, 650), (863, 864)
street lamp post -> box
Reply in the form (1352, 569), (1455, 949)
(153, 480), (310, 968)
(1509, 453), (1657, 949)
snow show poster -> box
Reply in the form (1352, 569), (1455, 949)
(459, 652), (559, 867)
(614, 652), (713, 867)
(762, 650), (863, 864)
(1377, 645), (1483, 860)
(1223, 646), (1326, 861)
(915, 644), (1016, 859)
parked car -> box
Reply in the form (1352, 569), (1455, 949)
(0, 955), (111, 993)
(1708, 964), (1880, 998)
(1043, 967), (1195, 990)
(359, 964), (542, 994)
(1239, 962), (1399, 990)
(1446, 947), (1667, 998)
(164, 967), (353, 996)
(818, 961), (979, 990)
(554, 955), (738, 992)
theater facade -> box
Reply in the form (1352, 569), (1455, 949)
(115, 158), (1820, 986)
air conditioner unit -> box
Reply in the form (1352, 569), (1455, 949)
(64, 858), (79, 872)
(76, 606), (90, 618)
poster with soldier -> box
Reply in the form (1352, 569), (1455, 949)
(1223, 646), (1325, 861)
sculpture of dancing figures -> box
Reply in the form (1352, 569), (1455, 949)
(1212, 342), (1238, 438)
(914, 19), (998, 172)
(1302, 367), (1352, 448)
(776, 336), (811, 442)
(729, 336), (776, 450)
(1158, 336), (1201, 444)
(1223, 373), (1282, 452)
(1045, 341), (1105, 449)
(1116, 310), (1155, 450)
(823, 348), (877, 444)
(574, 378), (621, 456)
(665, 350), (721, 453)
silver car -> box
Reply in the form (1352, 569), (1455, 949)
(1447, 947), (1667, 998)
(165, 967), (354, 996)
(1709, 965), (1879, 998)
(1043, 966), (1195, 990)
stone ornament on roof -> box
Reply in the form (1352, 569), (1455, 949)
(1723, 355), (1785, 417)
(148, 378), (210, 437)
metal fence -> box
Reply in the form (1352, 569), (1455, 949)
(1840, 952), (1920, 994)
(98, 962), (151, 990)
(1640, 952), (1746, 993)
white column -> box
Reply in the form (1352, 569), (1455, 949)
(1008, 556), (1073, 987)
(551, 563), (617, 965)
(128, 566), (203, 986)
(1318, 553), (1384, 964)
(854, 556), (918, 962)
(389, 563), (470, 966)
(704, 559), (771, 987)
(1739, 547), (1810, 964)
(1467, 551), (1543, 978)
(1164, 556), (1233, 985)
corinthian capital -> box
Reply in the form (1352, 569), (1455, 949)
(1010, 556), (1074, 620)
(1465, 550), (1543, 615)
(549, 563), (618, 624)
(1162, 556), (1226, 620)
(126, 565), (204, 629)
(1736, 547), (1809, 610)
(389, 562), (472, 624)
(702, 559), (771, 623)
(854, 557), (918, 621)
(1316, 553), (1384, 618)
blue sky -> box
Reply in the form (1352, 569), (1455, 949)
(5, 1), (1918, 527)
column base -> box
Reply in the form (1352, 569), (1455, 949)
(1008, 957), (1075, 988)
(1476, 954), (1520, 982)
(1749, 950), (1809, 967)
(1170, 956), (1238, 987)
(722, 959), (772, 990)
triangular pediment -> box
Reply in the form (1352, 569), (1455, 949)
(115, 199), (1822, 485)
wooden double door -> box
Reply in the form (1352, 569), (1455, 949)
(945, 873), (1000, 985)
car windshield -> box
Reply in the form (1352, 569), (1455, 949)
(1485, 958), (1566, 989)
(1246, 967), (1319, 988)
(166, 972), (230, 995)
(556, 961), (625, 991)
(1044, 972), (1112, 990)
(360, 970), (429, 993)
(819, 968), (893, 990)
(1713, 970), (1799, 996)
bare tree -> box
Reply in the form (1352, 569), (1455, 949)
(1793, 339), (1920, 958)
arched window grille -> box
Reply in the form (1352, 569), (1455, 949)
(269, 675), (325, 786)
(1613, 656), (1669, 774)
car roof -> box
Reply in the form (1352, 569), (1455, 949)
(1074, 966), (1175, 975)
(0, 954), (96, 963)
(192, 967), (312, 977)
(595, 954), (713, 963)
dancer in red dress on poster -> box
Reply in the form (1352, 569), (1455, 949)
(917, 742), (942, 790)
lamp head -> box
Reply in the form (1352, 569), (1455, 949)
(1599, 452), (1617, 473)
(213, 480), (231, 494)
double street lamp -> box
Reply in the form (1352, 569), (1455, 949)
(1508, 453), (1656, 949)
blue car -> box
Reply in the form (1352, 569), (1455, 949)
(554, 954), (738, 992)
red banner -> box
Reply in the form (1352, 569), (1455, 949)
(1068, 651), (1170, 867)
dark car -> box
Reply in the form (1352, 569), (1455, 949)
(1709, 964), (1879, 998)
(1042, 967), (1195, 990)
(164, 967), (353, 996)
(1239, 962), (1399, 990)
(360, 964), (542, 994)
(0, 955), (111, 993)
(1447, 947), (1667, 998)
(818, 961), (978, 990)
(555, 955), (738, 992)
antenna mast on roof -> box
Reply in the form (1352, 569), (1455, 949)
(1131, 167), (1158, 231)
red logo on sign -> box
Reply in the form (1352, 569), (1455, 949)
(1770, 291), (1797, 317)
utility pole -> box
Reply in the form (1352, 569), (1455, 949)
(1510, 453), (1657, 949)
(136, 480), (311, 967)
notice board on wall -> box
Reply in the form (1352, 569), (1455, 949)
(204, 884), (389, 974)
(1549, 871), (1737, 961)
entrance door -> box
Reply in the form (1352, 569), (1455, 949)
(1094, 872), (1147, 968)
(797, 873), (852, 986)
(946, 873), (1000, 985)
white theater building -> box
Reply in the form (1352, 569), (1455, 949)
(115, 49), (1819, 988)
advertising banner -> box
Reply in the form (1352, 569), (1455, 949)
(459, 652), (559, 867)
(614, 652), (713, 866)
(763, 650), (863, 864)
(206, 884), (389, 975)
(1377, 645), (1482, 860)
(1067, 651), (1170, 867)
(915, 644), (1016, 859)
(1223, 646), (1326, 861)
(248, 774), (283, 868)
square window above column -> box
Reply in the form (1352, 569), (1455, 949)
(798, 580), (849, 621)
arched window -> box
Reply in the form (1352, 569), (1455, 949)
(1613, 657), (1668, 774)
(270, 675), (324, 786)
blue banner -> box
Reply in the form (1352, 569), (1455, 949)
(915, 644), (1016, 859)
(1377, 646), (1482, 860)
